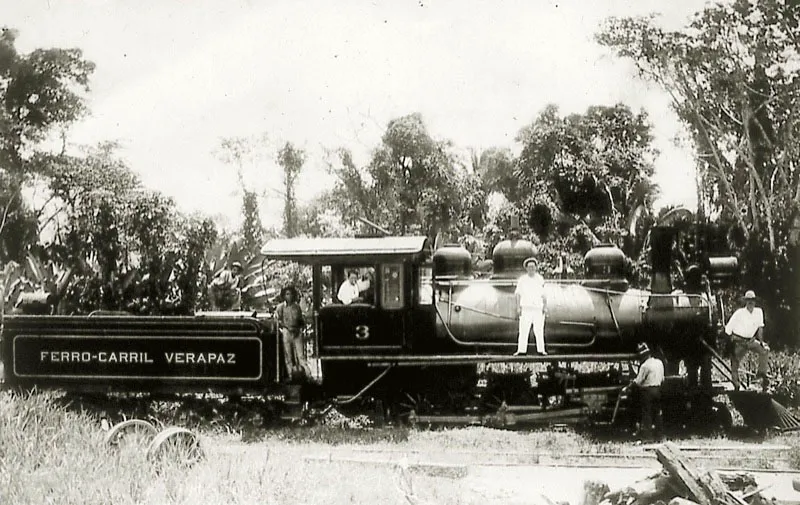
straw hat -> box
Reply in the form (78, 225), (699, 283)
(740, 290), (760, 303)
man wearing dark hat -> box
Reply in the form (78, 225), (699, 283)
(725, 290), (769, 391)
(275, 285), (307, 380)
(624, 342), (664, 441)
(514, 257), (548, 356)
(208, 261), (243, 310)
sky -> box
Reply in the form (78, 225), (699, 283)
(4, 0), (709, 231)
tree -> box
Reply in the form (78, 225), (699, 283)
(0, 28), (95, 262)
(597, 0), (800, 345)
(13, 144), (218, 316)
(369, 113), (456, 235)
(473, 147), (520, 203)
(322, 115), (486, 238)
(513, 103), (659, 257)
(240, 190), (264, 253)
(296, 190), (357, 238)
(276, 142), (305, 238)
(322, 147), (379, 231)
(215, 134), (269, 249)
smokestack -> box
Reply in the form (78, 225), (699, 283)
(509, 215), (520, 240)
(650, 226), (675, 294)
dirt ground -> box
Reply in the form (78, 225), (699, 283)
(197, 429), (800, 505)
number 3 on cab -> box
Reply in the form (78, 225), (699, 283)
(354, 325), (370, 341)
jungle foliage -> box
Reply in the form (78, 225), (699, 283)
(597, 0), (800, 346)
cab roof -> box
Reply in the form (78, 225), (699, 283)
(260, 236), (431, 264)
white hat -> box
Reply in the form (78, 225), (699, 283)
(744, 290), (757, 300)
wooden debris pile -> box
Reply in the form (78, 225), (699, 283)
(584, 443), (772, 505)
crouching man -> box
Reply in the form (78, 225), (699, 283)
(208, 261), (243, 310)
(624, 343), (664, 441)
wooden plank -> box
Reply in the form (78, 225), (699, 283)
(656, 443), (740, 505)
(698, 471), (733, 500)
(655, 443), (712, 505)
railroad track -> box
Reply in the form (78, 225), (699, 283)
(289, 444), (799, 472)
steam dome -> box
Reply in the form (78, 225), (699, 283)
(492, 238), (536, 279)
(433, 244), (472, 279)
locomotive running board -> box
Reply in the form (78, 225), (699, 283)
(321, 353), (640, 366)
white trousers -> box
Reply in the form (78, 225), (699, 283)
(518, 308), (546, 353)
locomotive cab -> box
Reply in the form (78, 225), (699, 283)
(260, 236), (434, 362)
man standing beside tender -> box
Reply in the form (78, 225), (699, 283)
(275, 285), (307, 381)
(514, 257), (548, 356)
(725, 290), (770, 392)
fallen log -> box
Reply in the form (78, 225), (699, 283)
(602, 472), (676, 505)
(718, 473), (758, 492)
(656, 444), (711, 505)
(654, 443), (743, 505)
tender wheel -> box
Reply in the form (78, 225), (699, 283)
(104, 419), (158, 448)
(146, 427), (204, 468)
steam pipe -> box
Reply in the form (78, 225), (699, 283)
(335, 364), (394, 405)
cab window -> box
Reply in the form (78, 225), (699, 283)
(328, 265), (375, 306)
(382, 263), (404, 309)
(320, 265), (332, 306)
(418, 264), (433, 305)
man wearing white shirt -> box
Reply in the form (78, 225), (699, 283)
(514, 257), (547, 356)
(337, 270), (363, 305)
(725, 290), (769, 391)
(624, 342), (664, 441)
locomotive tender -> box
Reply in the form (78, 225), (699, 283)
(0, 225), (792, 431)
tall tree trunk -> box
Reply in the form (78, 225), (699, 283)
(742, 104), (777, 251)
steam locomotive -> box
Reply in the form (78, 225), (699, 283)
(0, 223), (793, 432)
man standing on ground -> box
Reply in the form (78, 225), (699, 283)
(725, 290), (770, 392)
(625, 342), (664, 441)
(514, 257), (547, 356)
(275, 285), (307, 381)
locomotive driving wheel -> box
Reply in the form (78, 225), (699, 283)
(396, 392), (434, 427)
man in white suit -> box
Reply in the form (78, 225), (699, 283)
(514, 257), (547, 356)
